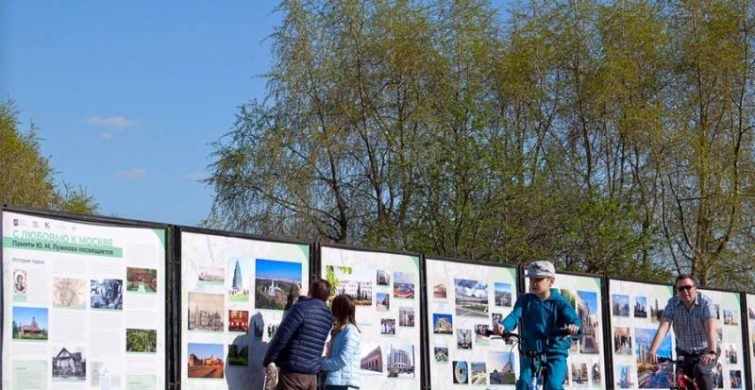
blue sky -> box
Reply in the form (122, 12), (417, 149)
(13, 306), (48, 328)
(2, 1), (516, 227)
(578, 290), (597, 313)
(255, 259), (301, 281)
(187, 342), (223, 359)
(1, 1), (280, 226)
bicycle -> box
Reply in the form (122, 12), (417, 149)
(657, 356), (700, 390)
(488, 328), (579, 390)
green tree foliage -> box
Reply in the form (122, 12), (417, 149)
(0, 101), (98, 214)
(207, 0), (755, 290)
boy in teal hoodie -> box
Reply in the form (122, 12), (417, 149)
(495, 261), (582, 390)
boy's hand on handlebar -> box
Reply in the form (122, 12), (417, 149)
(493, 323), (505, 336)
(564, 324), (579, 336)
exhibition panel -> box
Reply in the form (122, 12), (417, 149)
(2, 208), (168, 390)
(179, 229), (310, 390)
(425, 257), (519, 388)
(320, 245), (423, 390)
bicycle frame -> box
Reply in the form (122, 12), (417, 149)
(657, 357), (699, 390)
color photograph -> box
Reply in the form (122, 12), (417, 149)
(433, 283), (447, 299)
(188, 292), (224, 331)
(432, 313), (453, 334)
(615, 365), (635, 388)
(12, 306), (48, 340)
(376, 292), (390, 311)
(228, 310), (249, 333)
(399, 306), (415, 327)
(393, 271), (415, 299)
(489, 351), (516, 385)
(730, 370), (742, 389)
(255, 259), (302, 310)
(126, 267), (158, 293)
(53, 278), (87, 309)
(634, 296), (647, 318)
(635, 328), (672, 388)
(386, 345), (415, 378)
(126, 329), (157, 353)
(52, 345), (86, 381)
(494, 283), (512, 307)
(187, 343), (224, 378)
(327, 265), (372, 306)
(571, 362), (588, 385)
(90, 278), (123, 310)
(453, 361), (468, 384)
(454, 279), (489, 318)
(381, 319), (396, 335)
(612, 294), (630, 317)
(613, 327), (632, 355)
(470, 362), (487, 385)
(227, 344), (248, 366)
(577, 290), (600, 354)
(491, 313), (502, 329)
(475, 324), (490, 345)
(360, 344), (383, 372)
(724, 309), (739, 325)
(227, 258), (250, 302)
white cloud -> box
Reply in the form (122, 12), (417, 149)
(117, 169), (146, 180)
(86, 115), (134, 129)
(100, 131), (114, 140)
(182, 171), (209, 181)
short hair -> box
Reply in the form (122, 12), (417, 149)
(675, 274), (696, 287)
(310, 278), (331, 301)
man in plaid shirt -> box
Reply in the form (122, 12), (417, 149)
(648, 274), (719, 390)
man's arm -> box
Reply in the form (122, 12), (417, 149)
(700, 315), (718, 365)
(647, 317), (672, 362)
(263, 304), (303, 367)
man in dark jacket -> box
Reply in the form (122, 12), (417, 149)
(263, 278), (333, 390)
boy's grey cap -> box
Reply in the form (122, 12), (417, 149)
(526, 261), (555, 278)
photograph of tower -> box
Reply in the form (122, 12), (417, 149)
(188, 292), (224, 332)
(227, 258), (250, 302)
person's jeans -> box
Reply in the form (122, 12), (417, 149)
(677, 347), (721, 390)
(516, 353), (567, 390)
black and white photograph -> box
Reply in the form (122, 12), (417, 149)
(457, 328), (472, 349)
(434, 345), (448, 362)
(188, 292), (224, 331)
(13, 269), (26, 295)
(52, 346), (86, 381)
(90, 278), (123, 310)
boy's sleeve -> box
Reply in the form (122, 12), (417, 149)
(560, 300), (583, 336)
(501, 295), (525, 332)
(263, 303), (303, 366)
(660, 297), (676, 322)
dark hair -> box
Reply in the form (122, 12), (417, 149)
(310, 278), (331, 301)
(331, 294), (359, 331)
(675, 274), (696, 287)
